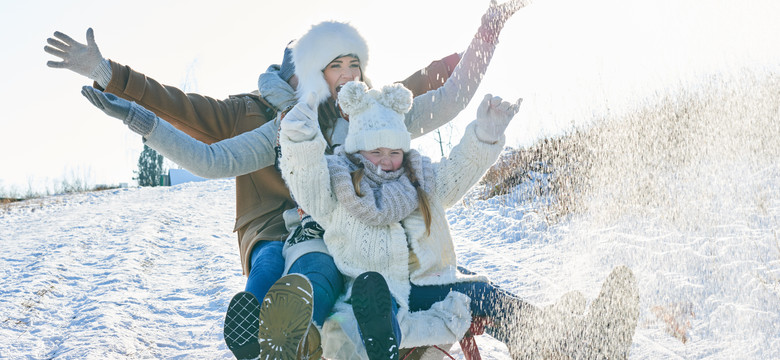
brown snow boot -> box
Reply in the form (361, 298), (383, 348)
(257, 274), (314, 359)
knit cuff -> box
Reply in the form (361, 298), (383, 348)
(464, 121), (505, 158)
(125, 103), (158, 136)
(90, 59), (112, 88)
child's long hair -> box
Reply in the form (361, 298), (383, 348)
(350, 156), (432, 236)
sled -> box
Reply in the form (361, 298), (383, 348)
(459, 316), (488, 360)
(398, 316), (487, 360)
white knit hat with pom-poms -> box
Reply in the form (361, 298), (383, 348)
(339, 81), (413, 153)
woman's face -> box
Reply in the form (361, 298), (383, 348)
(360, 148), (404, 172)
(323, 55), (362, 100)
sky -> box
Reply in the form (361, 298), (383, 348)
(2, 0), (780, 194)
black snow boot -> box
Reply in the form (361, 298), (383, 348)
(224, 291), (262, 360)
(352, 271), (400, 360)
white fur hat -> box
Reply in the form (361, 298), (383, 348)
(338, 81), (413, 153)
(291, 21), (370, 105)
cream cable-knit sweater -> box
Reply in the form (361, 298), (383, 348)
(279, 117), (504, 357)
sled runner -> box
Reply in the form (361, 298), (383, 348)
(396, 317), (487, 360)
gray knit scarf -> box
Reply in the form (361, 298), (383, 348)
(258, 65), (297, 111)
(326, 147), (434, 226)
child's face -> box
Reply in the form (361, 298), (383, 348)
(359, 148), (404, 172)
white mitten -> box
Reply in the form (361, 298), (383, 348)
(475, 94), (522, 143)
(281, 95), (320, 142)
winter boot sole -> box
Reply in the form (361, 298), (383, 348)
(352, 271), (399, 360)
(224, 291), (262, 360)
(257, 274), (314, 360)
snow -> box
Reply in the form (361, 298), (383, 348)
(2, 153), (778, 359)
(1, 182), (242, 358)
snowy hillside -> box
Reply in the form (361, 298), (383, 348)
(2, 161), (779, 359)
(1, 181), (242, 358)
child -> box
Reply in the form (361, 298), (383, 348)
(278, 81), (640, 359)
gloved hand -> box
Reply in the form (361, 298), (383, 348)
(45, 28), (105, 80)
(477, 0), (530, 44)
(281, 93), (320, 142)
(81, 86), (157, 136)
(81, 85), (130, 119)
(475, 93), (522, 143)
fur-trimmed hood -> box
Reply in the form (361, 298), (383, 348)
(291, 21), (370, 105)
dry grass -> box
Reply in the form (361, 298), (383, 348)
(0, 176), (122, 213)
(477, 132), (589, 223)
(479, 65), (780, 226)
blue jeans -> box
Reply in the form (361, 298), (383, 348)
(409, 280), (526, 343)
(243, 241), (284, 301)
(288, 252), (344, 326)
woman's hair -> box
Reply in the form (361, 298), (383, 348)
(349, 155), (432, 236)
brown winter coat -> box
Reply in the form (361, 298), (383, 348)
(95, 54), (460, 274)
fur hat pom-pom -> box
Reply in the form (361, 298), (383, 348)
(337, 81), (371, 117)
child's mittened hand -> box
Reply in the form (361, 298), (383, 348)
(81, 85), (131, 121)
(475, 94), (522, 143)
(281, 99), (319, 142)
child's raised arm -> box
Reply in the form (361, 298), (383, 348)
(434, 94), (522, 208)
(278, 97), (338, 220)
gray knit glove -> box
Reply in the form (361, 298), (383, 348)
(81, 86), (157, 136)
(45, 28), (109, 82)
(477, 0), (530, 44)
(281, 95), (320, 142)
(475, 94), (522, 143)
